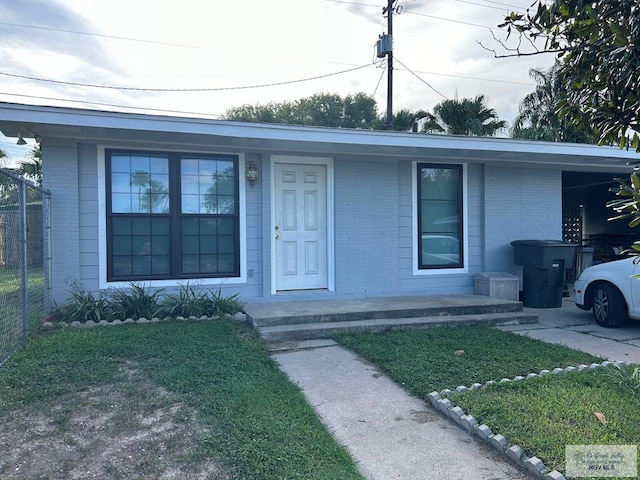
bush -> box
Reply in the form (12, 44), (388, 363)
(57, 282), (245, 323)
(108, 283), (165, 320)
(60, 289), (111, 322)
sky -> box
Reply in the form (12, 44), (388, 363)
(0, 0), (556, 164)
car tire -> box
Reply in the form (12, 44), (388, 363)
(591, 283), (628, 328)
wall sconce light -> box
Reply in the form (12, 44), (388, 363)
(246, 160), (259, 188)
(16, 133), (27, 145)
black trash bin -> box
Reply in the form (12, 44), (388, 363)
(511, 240), (577, 308)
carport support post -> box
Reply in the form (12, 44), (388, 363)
(19, 176), (28, 342)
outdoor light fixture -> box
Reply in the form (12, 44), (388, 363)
(16, 134), (26, 145)
(246, 160), (259, 187)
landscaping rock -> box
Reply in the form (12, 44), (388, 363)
(489, 434), (508, 452)
(506, 445), (525, 463)
(427, 391), (441, 408)
(524, 456), (546, 478)
(475, 424), (493, 441)
(447, 406), (465, 424)
(552, 367), (564, 374)
(539, 369), (550, 375)
(459, 414), (478, 433)
(436, 398), (452, 415)
(455, 385), (468, 393)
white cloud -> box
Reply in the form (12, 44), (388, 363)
(0, 0), (557, 131)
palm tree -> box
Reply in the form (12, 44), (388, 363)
(18, 144), (42, 185)
(430, 95), (506, 136)
(512, 63), (598, 143)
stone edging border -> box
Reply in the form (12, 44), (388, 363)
(428, 360), (636, 480)
(41, 313), (247, 328)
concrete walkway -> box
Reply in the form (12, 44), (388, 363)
(272, 341), (529, 480)
(271, 297), (640, 480)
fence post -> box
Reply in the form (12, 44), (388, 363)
(43, 191), (52, 313)
(19, 177), (28, 342)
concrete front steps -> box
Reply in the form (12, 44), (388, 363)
(245, 294), (538, 342)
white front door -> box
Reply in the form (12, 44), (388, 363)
(274, 162), (328, 291)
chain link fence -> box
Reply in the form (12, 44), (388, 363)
(0, 168), (51, 366)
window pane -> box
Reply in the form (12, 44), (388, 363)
(182, 235), (199, 254)
(111, 155), (130, 173)
(218, 218), (235, 235)
(151, 218), (170, 235)
(112, 256), (132, 277)
(182, 255), (199, 274)
(218, 254), (236, 274)
(200, 235), (217, 254)
(182, 194), (200, 214)
(111, 173), (132, 193)
(182, 217), (199, 235)
(132, 256), (152, 275)
(218, 235), (235, 254)
(132, 218), (151, 235)
(112, 218), (131, 235)
(418, 164), (462, 269)
(421, 168), (459, 200)
(110, 153), (169, 215)
(200, 255), (218, 273)
(200, 218), (217, 235)
(152, 256), (170, 275)
(113, 236), (132, 255)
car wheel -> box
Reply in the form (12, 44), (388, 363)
(591, 283), (628, 328)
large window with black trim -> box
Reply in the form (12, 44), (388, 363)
(417, 163), (463, 269)
(106, 149), (240, 281)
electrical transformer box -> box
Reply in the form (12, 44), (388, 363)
(376, 34), (392, 58)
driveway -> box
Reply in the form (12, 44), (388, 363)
(497, 297), (640, 363)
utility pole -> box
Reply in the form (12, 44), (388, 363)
(377, 1), (399, 130)
(384, 0), (395, 130)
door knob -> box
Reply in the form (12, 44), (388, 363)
(275, 234), (280, 239)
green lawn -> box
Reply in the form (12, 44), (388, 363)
(0, 320), (363, 479)
(0, 266), (46, 362)
(335, 326), (640, 476)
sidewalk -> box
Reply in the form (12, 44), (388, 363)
(271, 298), (640, 480)
(272, 341), (529, 480)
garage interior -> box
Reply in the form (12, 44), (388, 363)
(562, 170), (639, 266)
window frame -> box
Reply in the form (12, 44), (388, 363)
(412, 161), (468, 275)
(104, 148), (242, 283)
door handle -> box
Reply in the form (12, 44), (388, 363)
(275, 234), (280, 239)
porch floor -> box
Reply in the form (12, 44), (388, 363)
(244, 294), (538, 342)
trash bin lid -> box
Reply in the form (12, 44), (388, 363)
(510, 239), (576, 247)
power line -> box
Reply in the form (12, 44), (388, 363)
(0, 63), (377, 92)
(0, 91), (224, 118)
(394, 58), (448, 99)
(404, 10), (500, 30)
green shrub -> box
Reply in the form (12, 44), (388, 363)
(160, 284), (245, 318)
(60, 288), (111, 322)
(108, 283), (164, 320)
(58, 282), (245, 322)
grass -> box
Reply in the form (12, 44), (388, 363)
(450, 372), (640, 473)
(0, 320), (363, 479)
(0, 266), (46, 362)
(335, 326), (640, 477)
(335, 326), (603, 395)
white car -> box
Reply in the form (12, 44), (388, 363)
(574, 257), (640, 327)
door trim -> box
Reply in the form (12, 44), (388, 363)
(270, 155), (334, 294)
